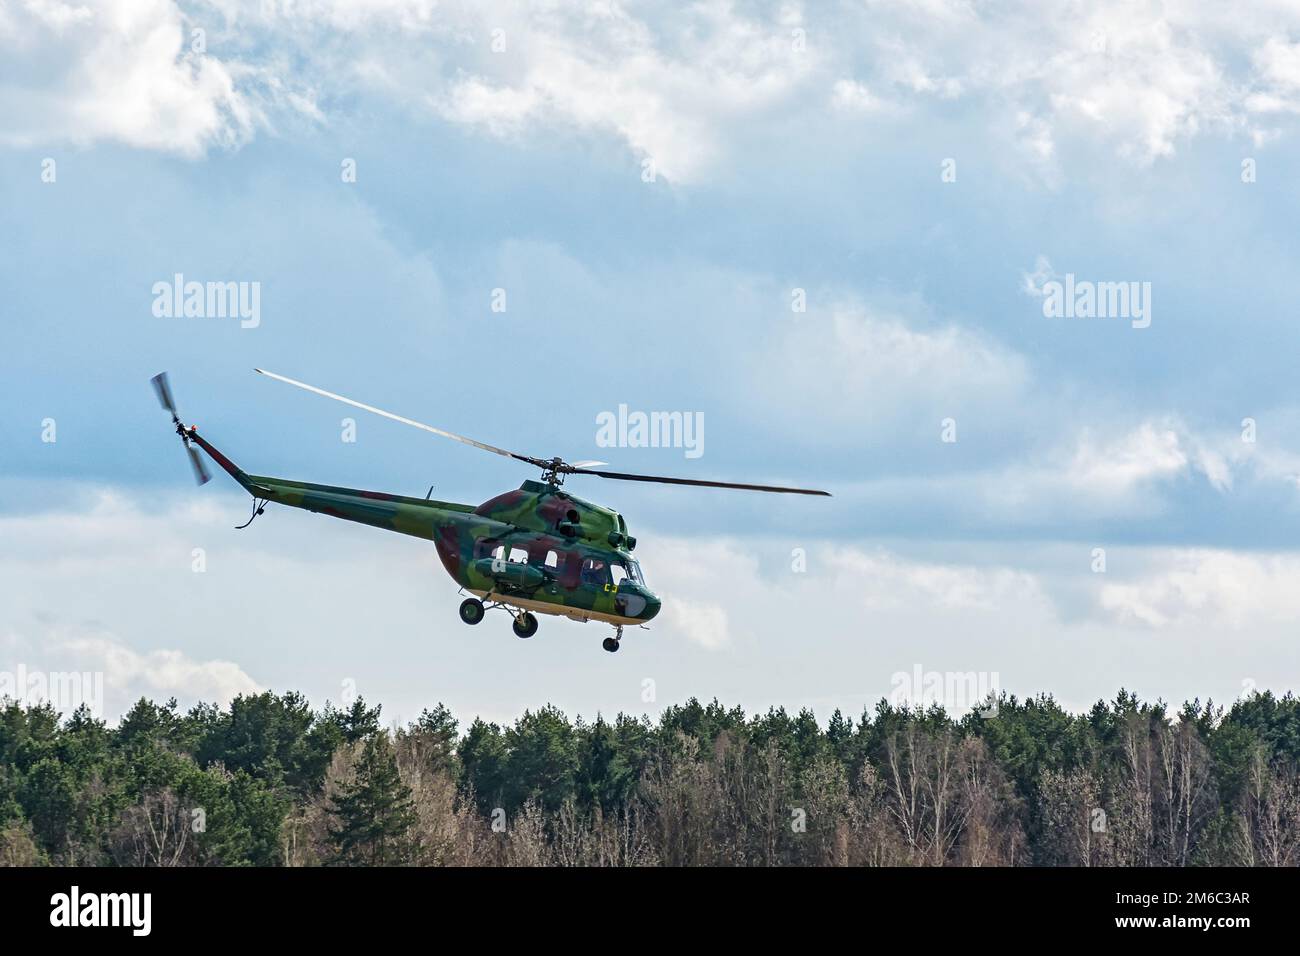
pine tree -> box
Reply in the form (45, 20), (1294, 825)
(329, 697), (382, 744)
(328, 733), (416, 865)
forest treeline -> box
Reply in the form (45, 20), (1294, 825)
(1, 689), (1298, 866)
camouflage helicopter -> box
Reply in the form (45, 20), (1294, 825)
(152, 370), (828, 653)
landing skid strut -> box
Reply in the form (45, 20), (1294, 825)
(457, 593), (623, 653)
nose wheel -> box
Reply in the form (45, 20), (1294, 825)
(602, 626), (622, 653)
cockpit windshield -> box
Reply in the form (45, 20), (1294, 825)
(608, 558), (647, 589)
(625, 559), (645, 586)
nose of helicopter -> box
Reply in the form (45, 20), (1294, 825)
(615, 586), (661, 622)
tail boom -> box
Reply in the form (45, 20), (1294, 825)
(186, 426), (478, 541)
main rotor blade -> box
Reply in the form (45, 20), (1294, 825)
(186, 444), (212, 485)
(151, 372), (177, 416)
(254, 369), (542, 466)
(570, 467), (831, 496)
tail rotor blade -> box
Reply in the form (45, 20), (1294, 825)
(151, 372), (178, 417)
(187, 444), (211, 485)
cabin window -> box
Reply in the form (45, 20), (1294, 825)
(544, 550), (560, 569)
(508, 546), (528, 564)
(610, 564), (628, 587)
(580, 557), (609, 587)
(475, 539), (502, 560)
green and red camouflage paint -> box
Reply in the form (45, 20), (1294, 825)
(187, 427), (661, 626)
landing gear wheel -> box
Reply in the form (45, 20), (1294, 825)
(459, 598), (485, 625)
(602, 637), (620, 653)
(512, 612), (538, 639)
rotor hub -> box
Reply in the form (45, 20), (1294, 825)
(540, 457), (569, 486)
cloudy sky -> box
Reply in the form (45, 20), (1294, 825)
(4, 0), (1300, 725)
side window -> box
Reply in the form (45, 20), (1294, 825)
(580, 557), (609, 587)
(610, 564), (628, 587)
(475, 539), (502, 560)
(544, 550), (560, 570)
(508, 546), (527, 564)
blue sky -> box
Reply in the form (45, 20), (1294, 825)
(4, 0), (1300, 724)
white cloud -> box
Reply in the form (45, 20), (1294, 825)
(59, 630), (260, 704)
(426, 3), (817, 181)
(755, 299), (1030, 431)
(1063, 417), (1287, 498)
(3, 624), (261, 717)
(1033, 17), (1228, 164)
(636, 538), (747, 651)
(1067, 423), (1189, 492)
(0, 0), (263, 156)
(660, 598), (731, 651)
(830, 79), (884, 113)
(640, 535), (1051, 647)
(1015, 111), (1056, 163)
(1099, 549), (1300, 630)
(873, 34), (963, 99)
(7, 0), (1300, 177)
(1021, 254), (1057, 295)
(831, 548), (1046, 613)
(842, 2), (1300, 169)
(1249, 37), (1300, 114)
(819, 415), (1260, 535)
(984, 419), (1244, 516)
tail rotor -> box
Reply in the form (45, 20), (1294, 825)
(151, 372), (211, 485)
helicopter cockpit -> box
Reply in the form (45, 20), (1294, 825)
(577, 554), (647, 589)
(611, 557), (646, 587)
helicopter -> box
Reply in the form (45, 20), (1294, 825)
(151, 370), (829, 653)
